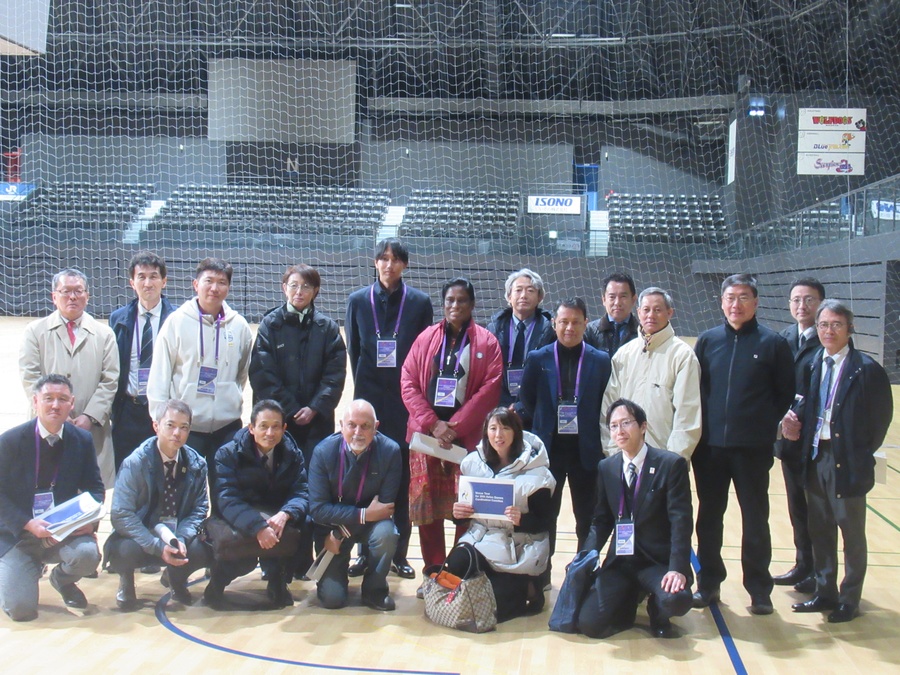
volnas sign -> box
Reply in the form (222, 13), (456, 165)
(527, 195), (582, 215)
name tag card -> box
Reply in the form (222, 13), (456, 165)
(507, 369), (524, 396)
(615, 519), (635, 556)
(557, 404), (578, 434)
(137, 367), (150, 396)
(435, 377), (457, 407)
(376, 339), (398, 368)
(198, 366), (218, 395)
(33, 491), (55, 518)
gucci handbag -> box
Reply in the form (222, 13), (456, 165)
(423, 542), (497, 633)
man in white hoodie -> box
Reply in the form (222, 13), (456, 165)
(147, 258), (252, 469)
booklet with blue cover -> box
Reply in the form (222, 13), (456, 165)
(458, 476), (516, 521)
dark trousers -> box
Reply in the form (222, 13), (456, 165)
(188, 419), (242, 499)
(781, 456), (813, 571)
(105, 532), (209, 586)
(355, 443), (412, 565)
(577, 559), (693, 638)
(806, 442), (868, 607)
(692, 444), (774, 597)
(111, 397), (155, 473)
(444, 544), (535, 622)
(548, 434), (597, 554)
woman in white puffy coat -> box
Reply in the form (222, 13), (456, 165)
(449, 407), (557, 621)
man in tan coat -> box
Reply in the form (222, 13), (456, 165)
(20, 269), (119, 487)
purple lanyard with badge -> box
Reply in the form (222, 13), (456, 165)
(197, 303), (223, 396)
(554, 343), (584, 434)
(33, 424), (61, 517)
(434, 326), (468, 408)
(370, 283), (407, 368)
(615, 466), (642, 556)
(338, 441), (372, 505)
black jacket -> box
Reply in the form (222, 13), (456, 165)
(695, 316), (795, 448)
(249, 303), (346, 456)
(213, 428), (309, 538)
(584, 314), (638, 356)
(797, 343), (893, 498)
(775, 324), (821, 462)
(486, 307), (556, 406)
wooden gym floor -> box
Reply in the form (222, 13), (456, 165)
(1, 316), (898, 674)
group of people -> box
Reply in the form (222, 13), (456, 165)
(0, 240), (891, 640)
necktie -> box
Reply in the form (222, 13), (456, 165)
(511, 321), (526, 366)
(799, 333), (807, 351)
(818, 356), (835, 417)
(261, 454), (270, 473)
(46, 433), (59, 447)
(140, 313), (153, 368)
(160, 460), (177, 520)
(625, 462), (637, 515)
(66, 320), (76, 346)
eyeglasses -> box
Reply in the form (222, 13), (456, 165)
(286, 283), (315, 293)
(790, 296), (820, 306)
(817, 321), (846, 332)
(54, 288), (86, 298)
(608, 418), (637, 433)
(722, 294), (754, 305)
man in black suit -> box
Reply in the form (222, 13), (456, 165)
(0, 374), (105, 621)
(772, 278), (824, 591)
(109, 251), (174, 472)
(783, 300), (892, 623)
(577, 399), (693, 639)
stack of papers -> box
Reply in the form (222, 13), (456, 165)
(41, 492), (105, 541)
(410, 432), (467, 464)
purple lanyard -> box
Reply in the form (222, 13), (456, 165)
(34, 424), (61, 490)
(617, 465), (643, 519)
(507, 318), (536, 366)
(197, 302), (223, 364)
(338, 441), (372, 504)
(554, 342), (585, 402)
(439, 324), (469, 377)
(370, 283), (408, 339)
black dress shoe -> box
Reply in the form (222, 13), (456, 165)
(772, 565), (811, 586)
(391, 561), (416, 579)
(50, 569), (88, 609)
(116, 572), (138, 611)
(202, 582), (227, 610)
(827, 604), (859, 623)
(749, 595), (774, 615)
(647, 595), (677, 638)
(168, 575), (193, 606)
(794, 576), (816, 594)
(362, 594), (396, 611)
(266, 581), (294, 608)
(692, 587), (720, 608)
(348, 555), (368, 578)
(792, 596), (838, 613)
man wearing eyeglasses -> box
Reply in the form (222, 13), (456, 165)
(20, 269), (119, 488)
(783, 300), (892, 623)
(692, 274), (794, 616)
(771, 279), (825, 592)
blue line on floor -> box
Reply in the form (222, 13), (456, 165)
(691, 550), (748, 675)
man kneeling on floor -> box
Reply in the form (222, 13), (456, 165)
(204, 400), (309, 609)
(106, 399), (210, 610)
(309, 400), (401, 611)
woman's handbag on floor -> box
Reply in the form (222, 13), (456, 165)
(423, 542), (497, 633)
(548, 549), (599, 633)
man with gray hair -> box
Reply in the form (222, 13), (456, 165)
(487, 268), (556, 406)
(602, 287), (701, 460)
(20, 269), (119, 487)
(783, 300), (892, 623)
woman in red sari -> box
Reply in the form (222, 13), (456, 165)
(401, 277), (503, 574)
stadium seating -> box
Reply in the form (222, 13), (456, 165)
(606, 193), (725, 244)
(399, 189), (520, 239)
(14, 182), (155, 229)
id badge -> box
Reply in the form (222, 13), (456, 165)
(376, 339), (398, 368)
(557, 404), (578, 434)
(198, 366), (218, 395)
(434, 377), (458, 407)
(33, 491), (55, 518)
(615, 519), (635, 556)
(137, 367), (150, 396)
(506, 369), (524, 396)
(812, 416), (824, 449)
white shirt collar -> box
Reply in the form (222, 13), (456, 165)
(36, 419), (64, 441)
(622, 442), (648, 478)
(800, 325), (817, 341)
(822, 343), (850, 368)
(140, 300), (162, 319)
(157, 444), (179, 467)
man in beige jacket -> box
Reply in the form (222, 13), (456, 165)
(601, 287), (701, 460)
(20, 269), (119, 487)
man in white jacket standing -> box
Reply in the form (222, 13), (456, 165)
(147, 258), (252, 469)
(602, 287), (701, 460)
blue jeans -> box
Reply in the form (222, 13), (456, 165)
(316, 519), (398, 609)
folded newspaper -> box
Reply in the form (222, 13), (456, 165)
(40, 492), (105, 541)
(409, 432), (467, 464)
(307, 525), (352, 581)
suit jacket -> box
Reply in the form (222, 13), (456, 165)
(109, 296), (175, 417)
(583, 444), (693, 579)
(486, 307), (556, 406)
(515, 341), (611, 471)
(797, 342), (893, 498)
(775, 323), (821, 462)
(0, 419), (105, 558)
